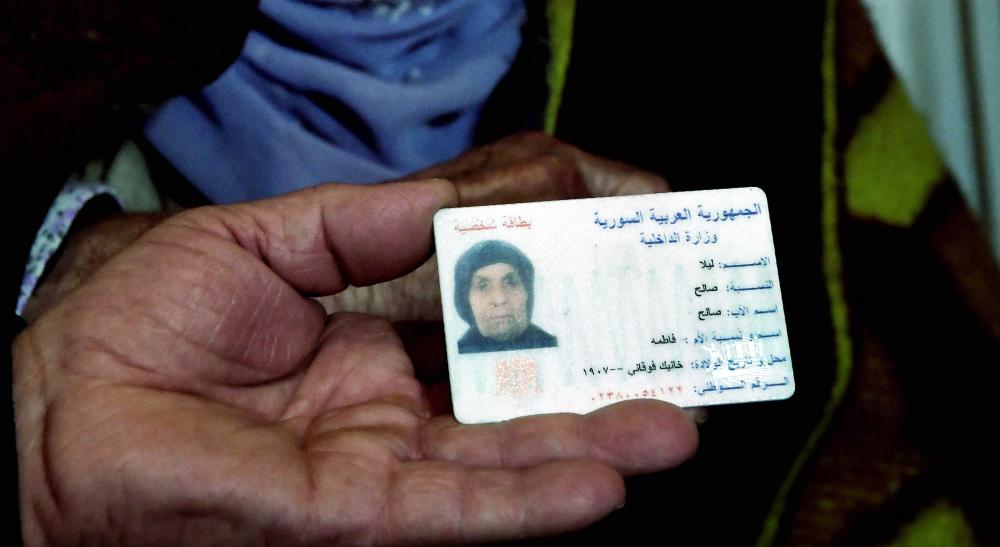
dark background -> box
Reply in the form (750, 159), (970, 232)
(547, 4), (830, 544)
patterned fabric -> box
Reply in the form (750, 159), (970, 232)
(16, 182), (120, 315)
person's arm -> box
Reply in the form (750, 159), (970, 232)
(0, 0), (258, 313)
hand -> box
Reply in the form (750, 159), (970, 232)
(319, 132), (668, 320)
(412, 131), (669, 204)
(14, 180), (698, 545)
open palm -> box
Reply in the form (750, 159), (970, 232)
(14, 180), (697, 545)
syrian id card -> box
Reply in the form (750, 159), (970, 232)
(433, 187), (794, 424)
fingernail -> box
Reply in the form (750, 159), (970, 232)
(417, 178), (460, 208)
(684, 407), (709, 425)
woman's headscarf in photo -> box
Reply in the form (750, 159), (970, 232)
(453, 240), (534, 327)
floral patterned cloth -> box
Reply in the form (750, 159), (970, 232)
(16, 181), (120, 315)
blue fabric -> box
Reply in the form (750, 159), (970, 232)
(144, 0), (524, 204)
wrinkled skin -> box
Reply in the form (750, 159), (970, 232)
(14, 179), (697, 545)
(23, 132), (668, 323)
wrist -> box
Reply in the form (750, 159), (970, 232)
(22, 212), (166, 322)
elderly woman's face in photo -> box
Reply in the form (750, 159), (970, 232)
(468, 262), (529, 341)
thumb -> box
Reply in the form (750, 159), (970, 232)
(180, 178), (459, 295)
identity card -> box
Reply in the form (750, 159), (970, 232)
(433, 187), (794, 424)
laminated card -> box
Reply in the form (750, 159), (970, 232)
(434, 187), (794, 424)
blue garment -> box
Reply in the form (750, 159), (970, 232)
(144, 0), (524, 204)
